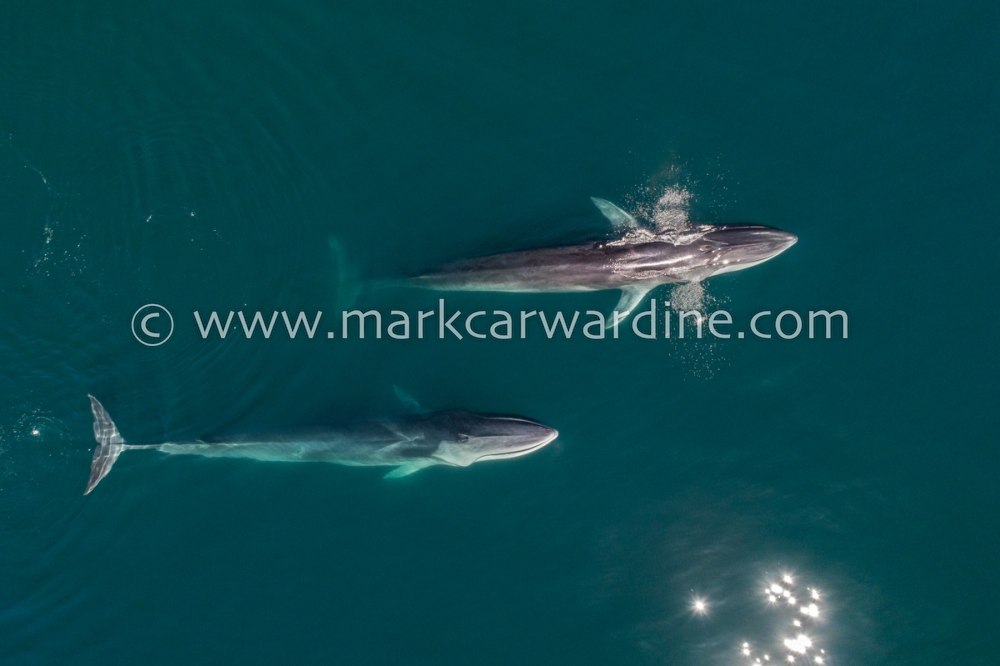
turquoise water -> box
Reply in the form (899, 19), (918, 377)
(2, 0), (998, 663)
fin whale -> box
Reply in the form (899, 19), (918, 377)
(411, 198), (797, 324)
(84, 394), (558, 495)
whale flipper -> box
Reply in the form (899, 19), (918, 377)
(591, 197), (637, 231)
(384, 461), (433, 479)
(85, 396), (127, 495)
(607, 285), (654, 329)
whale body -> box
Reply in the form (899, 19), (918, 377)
(412, 198), (797, 321)
(84, 396), (558, 494)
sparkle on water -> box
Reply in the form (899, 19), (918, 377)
(691, 595), (709, 615)
(784, 634), (812, 654)
(729, 572), (831, 665)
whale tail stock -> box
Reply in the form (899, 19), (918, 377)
(85, 396), (127, 495)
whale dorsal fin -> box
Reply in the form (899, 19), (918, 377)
(591, 198), (637, 231)
(393, 386), (426, 414)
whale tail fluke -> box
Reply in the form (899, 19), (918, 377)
(85, 396), (126, 495)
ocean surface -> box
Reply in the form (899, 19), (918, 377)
(1, 1), (998, 664)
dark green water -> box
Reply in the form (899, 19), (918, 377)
(1, 1), (997, 664)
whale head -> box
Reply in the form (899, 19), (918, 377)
(698, 225), (797, 277)
(427, 410), (559, 467)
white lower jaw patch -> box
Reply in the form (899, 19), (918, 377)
(474, 432), (558, 463)
(711, 256), (772, 275)
(435, 432), (558, 466)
